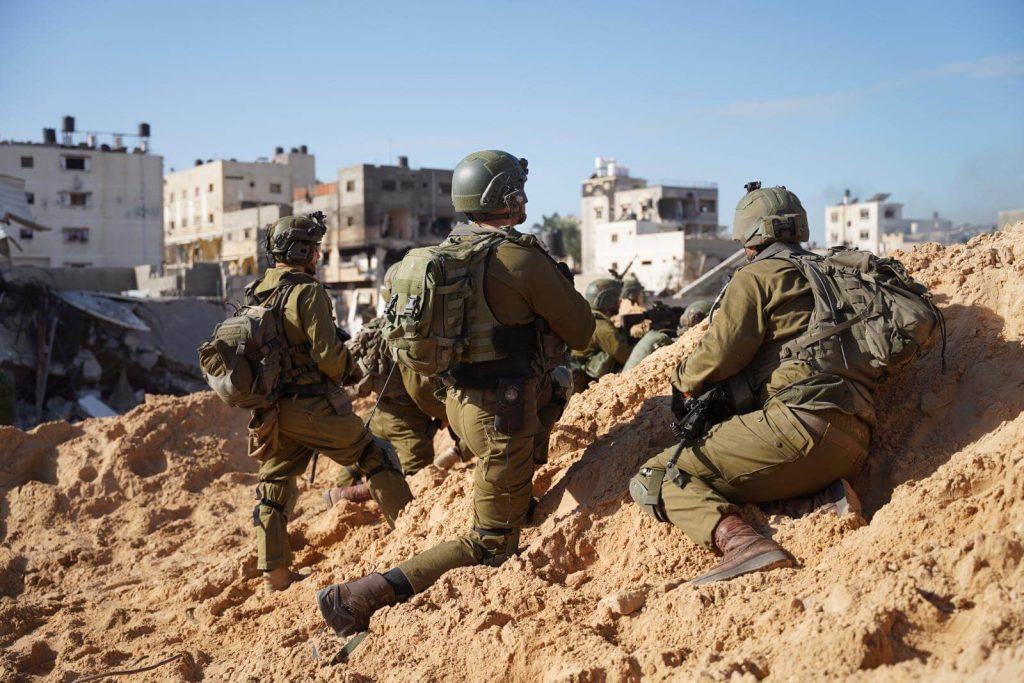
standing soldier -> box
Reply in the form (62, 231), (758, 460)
(629, 184), (875, 585)
(571, 278), (634, 392)
(249, 215), (413, 592)
(315, 150), (594, 635)
(325, 264), (463, 505)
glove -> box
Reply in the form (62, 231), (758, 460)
(670, 386), (689, 423)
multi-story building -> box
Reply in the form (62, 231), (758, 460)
(293, 155), (462, 290)
(163, 146), (314, 272)
(0, 117), (163, 269)
(580, 157), (718, 275)
(825, 190), (954, 255)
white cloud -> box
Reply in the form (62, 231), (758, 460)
(721, 51), (1024, 118)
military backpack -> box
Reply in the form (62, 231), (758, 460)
(384, 232), (512, 377)
(197, 279), (300, 410)
(763, 244), (944, 390)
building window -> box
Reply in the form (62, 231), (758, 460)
(830, 233), (838, 243)
(401, 180), (414, 191)
(846, 221), (852, 227)
(26, 192), (34, 205)
(20, 156), (34, 168)
(244, 229), (252, 239)
(884, 208), (895, 219)
(20, 228), (33, 240)
(610, 233), (618, 243)
(65, 192), (90, 207)
(610, 261), (619, 271)
(64, 262), (92, 268)
(859, 230), (870, 240)
(249, 181), (255, 188)
(208, 214), (214, 224)
(595, 207), (604, 220)
(208, 183), (214, 192)
(830, 211), (839, 223)
(194, 187), (200, 197)
(63, 227), (90, 243)
(269, 183), (282, 194)
(346, 180), (355, 192)
(381, 179), (397, 191)
(346, 216), (354, 226)
(169, 220), (175, 230)
(439, 183), (451, 194)
(62, 156), (89, 171)
(859, 208), (870, 220)
(182, 217), (188, 227)
(641, 259), (653, 266)
(225, 175), (244, 180)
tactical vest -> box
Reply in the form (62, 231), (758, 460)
(198, 273), (319, 409)
(385, 225), (560, 379)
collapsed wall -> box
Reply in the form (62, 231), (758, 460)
(2, 226), (1023, 682)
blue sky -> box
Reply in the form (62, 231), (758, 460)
(2, 0), (1022, 242)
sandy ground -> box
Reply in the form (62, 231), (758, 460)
(2, 226), (1024, 682)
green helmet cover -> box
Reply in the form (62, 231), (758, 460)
(621, 274), (644, 299)
(266, 213), (327, 265)
(732, 182), (809, 248)
(452, 150), (529, 216)
(585, 277), (623, 311)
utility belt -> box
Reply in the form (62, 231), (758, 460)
(279, 380), (351, 415)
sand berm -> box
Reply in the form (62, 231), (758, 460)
(3, 225), (1024, 682)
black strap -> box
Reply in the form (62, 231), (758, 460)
(280, 382), (330, 397)
(258, 498), (286, 514)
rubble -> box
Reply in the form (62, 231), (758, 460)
(0, 271), (224, 429)
(1, 225), (1023, 681)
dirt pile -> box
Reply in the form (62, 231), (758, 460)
(3, 226), (1024, 682)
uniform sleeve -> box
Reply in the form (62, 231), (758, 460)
(525, 258), (595, 351)
(596, 320), (633, 364)
(671, 269), (767, 396)
(297, 285), (353, 384)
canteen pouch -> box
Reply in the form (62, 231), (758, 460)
(494, 377), (525, 435)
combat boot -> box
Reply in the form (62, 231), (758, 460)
(689, 514), (793, 586)
(323, 483), (373, 508)
(316, 573), (396, 636)
(760, 479), (862, 519)
(263, 566), (305, 593)
(433, 444), (463, 470)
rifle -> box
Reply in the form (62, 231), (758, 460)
(620, 301), (686, 335)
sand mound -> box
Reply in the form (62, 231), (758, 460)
(3, 226), (1024, 682)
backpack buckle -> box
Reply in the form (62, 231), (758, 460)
(384, 293), (398, 317)
(403, 295), (420, 316)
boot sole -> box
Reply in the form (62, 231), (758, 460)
(316, 586), (358, 636)
(688, 550), (794, 587)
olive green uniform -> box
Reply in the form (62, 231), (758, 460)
(637, 256), (875, 549)
(396, 225), (594, 592)
(571, 310), (632, 389)
(251, 267), (410, 571)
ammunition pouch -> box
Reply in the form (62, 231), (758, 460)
(549, 366), (574, 406)
(246, 407), (279, 461)
(583, 350), (616, 379)
(495, 377), (525, 435)
(629, 467), (670, 522)
(324, 383), (352, 415)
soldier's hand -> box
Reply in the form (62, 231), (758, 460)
(670, 386), (689, 423)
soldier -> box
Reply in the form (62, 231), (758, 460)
(325, 265), (464, 505)
(250, 215), (413, 592)
(571, 278), (634, 391)
(620, 273), (646, 310)
(630, 184), (874, 585)
(315, 150), (594, 635)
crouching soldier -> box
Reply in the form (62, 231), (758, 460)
(249, 215), (413, 591)
(630, 183), (875, 585)
(571, 278), (634, 392)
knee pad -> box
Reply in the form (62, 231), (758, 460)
(252, 481), (292, 527)
(629, 468), (670, 523)
(357, 438), (403, 479)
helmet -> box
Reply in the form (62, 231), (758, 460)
(585, 278), (623, 311)
(266, 212), (327, 265)
(451, 150), (528, 220)
(380, 261), (401, 301)
(621, 274), (644, 300)
(732, 181), (809, 249)
(679, 299), (713, 328)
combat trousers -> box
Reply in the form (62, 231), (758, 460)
(397, 377), (542, 593)
(639, 398), (870, 550)
(255, 395), (409, 571)
(336, 394), (438, 488)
